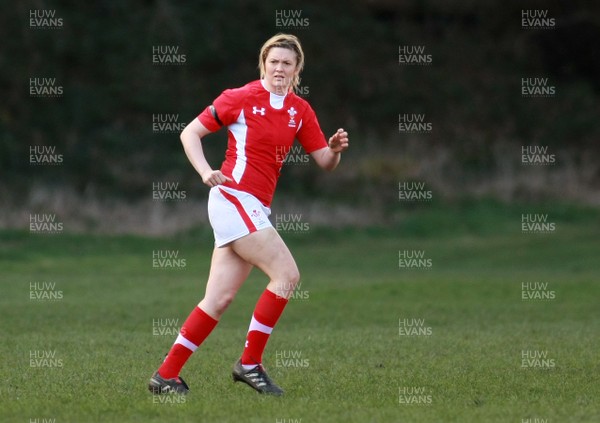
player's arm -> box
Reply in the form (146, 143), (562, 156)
(310, 128), (349, 171)
(180, 118), (232, 187)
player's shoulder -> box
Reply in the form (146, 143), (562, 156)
(287, 91), (314, 115)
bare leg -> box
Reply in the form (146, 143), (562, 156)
(230, 227), (300, 299)
(198, 245), (253, 319)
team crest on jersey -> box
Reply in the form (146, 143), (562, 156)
(287, 107), (297, 127)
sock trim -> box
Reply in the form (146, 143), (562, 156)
(242, 364), (258, 370)
(175, 333), (198, 352)
(247, 315), (273, 335)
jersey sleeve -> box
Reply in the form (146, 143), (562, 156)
(197, 89), (242, 131)
(296, 103), (328, 154)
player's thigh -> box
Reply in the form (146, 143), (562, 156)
(230, 227), (299, 283)
(202, 246), (253, 308)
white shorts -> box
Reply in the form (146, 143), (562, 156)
(207, 186), (272, 247)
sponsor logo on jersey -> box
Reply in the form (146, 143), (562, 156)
(252, 106), (266, 115)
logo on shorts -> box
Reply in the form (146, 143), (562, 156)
(287, 107), (297, 127)
(252, 106), (266, 116)
(250, 209), (267, 226)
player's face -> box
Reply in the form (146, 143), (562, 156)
(264, 47), (298, 94)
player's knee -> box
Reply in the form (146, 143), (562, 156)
(284, 266), (300, 286)
(214, 291), (235, 315)
(201, 291), (236, 317)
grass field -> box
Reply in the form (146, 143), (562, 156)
(1, 201), (599, 422)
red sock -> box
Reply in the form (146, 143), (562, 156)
(158, 306), (218, 379)
(241, 289), (289, 366)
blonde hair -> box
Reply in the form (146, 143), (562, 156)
(258, 33), (305, 91)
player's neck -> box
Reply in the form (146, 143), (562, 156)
(261, 79), (289, 97)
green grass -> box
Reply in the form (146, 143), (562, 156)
(1, 202), (599, 422)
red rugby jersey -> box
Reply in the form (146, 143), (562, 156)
(197, 80), (327, 207)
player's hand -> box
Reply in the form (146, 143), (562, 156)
(328, 128), (349, 153)
(201, 170), (233, 187)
